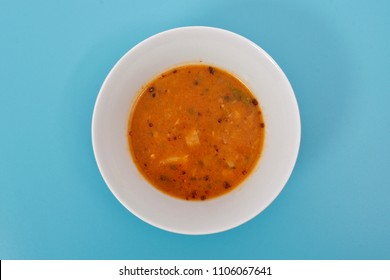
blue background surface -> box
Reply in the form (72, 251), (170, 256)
(1, 0), (389, 259)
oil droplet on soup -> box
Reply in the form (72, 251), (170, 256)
(128, 64), (265, 201)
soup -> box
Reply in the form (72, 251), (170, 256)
(128, 64), (265, 201)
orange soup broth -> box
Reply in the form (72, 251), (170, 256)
(128, 64), (265, 201)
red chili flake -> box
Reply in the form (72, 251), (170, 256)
(242, 170), (247, 175)
(148, 122), (153, 127)
(203, 175), (209, 181)
(260, 123), (265, 128)
(208, 66), (215, 75)
(200, 195), (206, 200)
(252, 99), (258, 106)
(148, 86), (154, 92)
(217, 117), (222, 123)
(223, 181), (231, 189)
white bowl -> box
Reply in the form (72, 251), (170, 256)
(92, 26), (300, 234)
